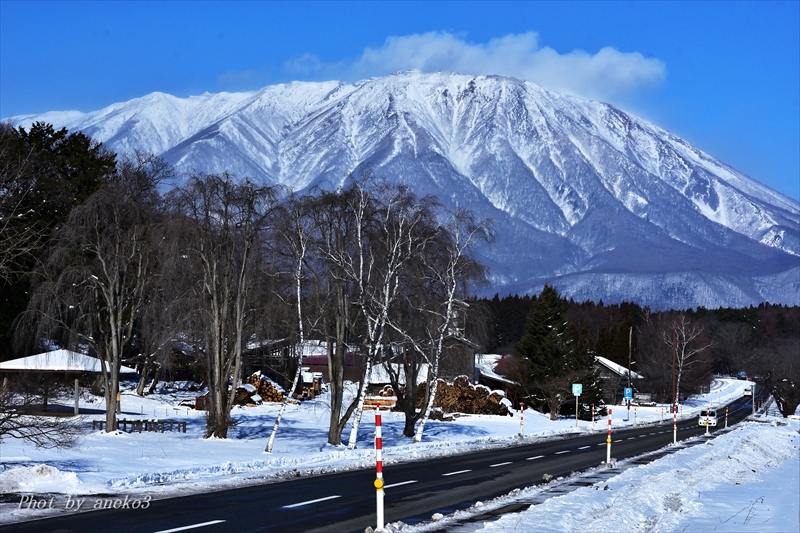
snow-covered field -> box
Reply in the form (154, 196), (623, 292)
(2, 378), (797, 532)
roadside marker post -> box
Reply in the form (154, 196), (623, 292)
(519, 403), (524, 437)
(634, 405), (637, 425)
(661, 405), (664, 423)
(705, 408), (710, 435)
(725, 407), (728, 428)
(591, 403), (595, 430)
(672, 404), (677, 445)
(606, 408), (612, 464)
(375, 403), (384, 531)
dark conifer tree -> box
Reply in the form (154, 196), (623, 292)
(516, 284), (603, 420)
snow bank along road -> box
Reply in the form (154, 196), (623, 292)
(3, 396), (757, 533)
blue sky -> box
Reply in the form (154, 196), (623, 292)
(1, 1), (798, 200)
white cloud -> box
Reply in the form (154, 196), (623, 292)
(288, 31), (666, 103)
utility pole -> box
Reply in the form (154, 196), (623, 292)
(627, 326), (632, 421)
(671, 330), (677, 410)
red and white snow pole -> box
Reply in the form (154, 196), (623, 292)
(725, 406), (729, 428)
(661, 405), (664, 423)
(591, 403), (595, 430)
(375, 403), (384, 531)
(705, 408), (710, 435)
(606, 408), (612, 464)
(634, 405), (637, 425)
(672, 403), (677, 445)
(519, 402), (524, 437)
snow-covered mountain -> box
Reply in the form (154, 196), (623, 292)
(10, 72), (800, 309)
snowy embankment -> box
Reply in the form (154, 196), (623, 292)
(402, 407), (798, 533)
(0, 377), (778, 527)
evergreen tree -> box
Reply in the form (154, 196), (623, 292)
(1, 122), (116, 359)
(516, 284), (602, 420)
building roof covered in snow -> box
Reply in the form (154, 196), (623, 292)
(475, 354), (519, 386)
(0, 349), (137, 373)
(594, 355), (643, 380)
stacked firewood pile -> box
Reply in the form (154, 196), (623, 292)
(233, 372), (285, 406)
(415, 376), (510, 416)
(364, 385), (397, 410)
(246, 372), (285, 403)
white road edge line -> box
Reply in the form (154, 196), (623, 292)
(527, 455), (545, 460)
(283, 495), (341, 509)
(489, 462), (513, 468)
(153, 520), (226, 533)
(384, 480), (418, 489)
(442, 469), (472, 476)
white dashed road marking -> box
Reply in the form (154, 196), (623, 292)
(384, 480), (417, 489)
(442, 469), (472, 477)
(283, 495), (341, 509)
(154, 521), (226, 533)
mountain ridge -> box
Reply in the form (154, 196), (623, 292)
(9, 71), (799, 309)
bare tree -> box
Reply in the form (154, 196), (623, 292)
(345, 181), (440, 448)
(170, 172), (279, 439)
(752, 339), (800, 417)
(18, 152), (169, 431)
(308, 186), (362, 446)
(387, 209), (491, 442)
(662, 313), (712, 405)
(266, 193), (319, 453)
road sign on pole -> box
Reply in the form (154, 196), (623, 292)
(623, 387), (632, 400)
(572, 384), (582, 427)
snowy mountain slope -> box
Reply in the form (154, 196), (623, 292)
(10, 72), (799, 308)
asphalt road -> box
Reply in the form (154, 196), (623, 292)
(4, 395), (757, 533)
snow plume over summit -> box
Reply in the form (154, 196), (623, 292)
(10, 72), (800, 309)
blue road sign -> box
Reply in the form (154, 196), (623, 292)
(623, 387), (633, 400)
(572, 383), (582, 396)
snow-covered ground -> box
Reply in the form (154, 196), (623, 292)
(399, 401), (799, 533)
(2, 377), (796, 531)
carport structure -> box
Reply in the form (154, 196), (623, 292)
(0, 349), (137, 415)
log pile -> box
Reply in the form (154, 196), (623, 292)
(234, 385), (258, 406)
(416, 375), (510, 416)
(233, 372), (285, 406)
(245, 372), (284, 403)
(363, 384), (397, 410)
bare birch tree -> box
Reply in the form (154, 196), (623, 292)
(662, 313), (712, 405)
(266, 193), (319, 452)
(345, 181), (440, 448)
(388, 209), (491, 442)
